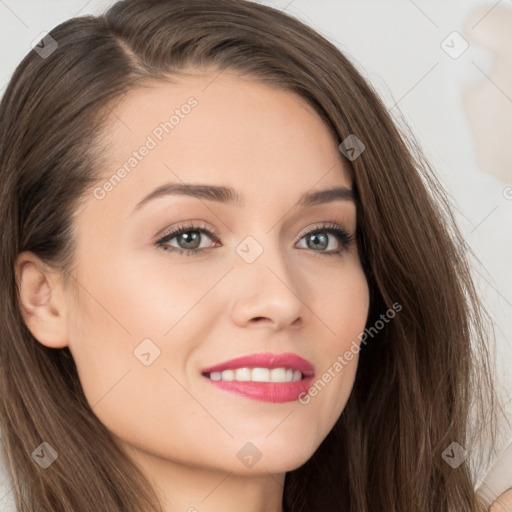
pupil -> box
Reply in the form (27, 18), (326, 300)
(310, 232), (327, 250)
(179, 232), (200, 249)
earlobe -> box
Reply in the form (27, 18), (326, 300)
(15, 252), (69, 349)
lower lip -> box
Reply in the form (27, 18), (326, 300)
(205, 376), (315, 403)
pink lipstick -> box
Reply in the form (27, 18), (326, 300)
(201, 352), (315, 403)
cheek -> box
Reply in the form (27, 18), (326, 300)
(64, 255), (176, 417)
(66, 287), (195, 456)
(70, 246), (211, 342)
(299, 261), (369, 435)
(65, 253), (224, 445)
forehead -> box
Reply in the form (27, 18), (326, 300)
(91, 70), (352, 213)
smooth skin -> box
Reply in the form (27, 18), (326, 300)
(16, 69), (370, 512)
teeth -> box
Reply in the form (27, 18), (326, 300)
(234, 367), (252, 381)
(221, 369), (235, 381)
(208, 367), (303, 383)
(251, 367), (270, 382)
(269, 368), (286, 382)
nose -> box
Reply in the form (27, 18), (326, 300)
(228, 237), (307, 331)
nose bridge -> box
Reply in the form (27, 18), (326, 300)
(229, 229), (306, 328)
(237, 230), (296, 287)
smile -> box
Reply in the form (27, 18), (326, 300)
(201, 352), (315, 403)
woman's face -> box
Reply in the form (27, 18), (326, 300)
(63, 70), (370, 475)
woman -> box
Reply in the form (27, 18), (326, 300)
(0, 0), (505, 510)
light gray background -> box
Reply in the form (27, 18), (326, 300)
(1, 0), (511, 509)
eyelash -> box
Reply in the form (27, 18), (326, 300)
(155, 221), (355, 257)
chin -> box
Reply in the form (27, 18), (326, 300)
(230, 437), (319, 475)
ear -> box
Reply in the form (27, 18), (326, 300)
(15, 252), (69, 349)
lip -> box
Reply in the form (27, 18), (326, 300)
(201, 352), (315, 403)
(201, 352), (315, 376)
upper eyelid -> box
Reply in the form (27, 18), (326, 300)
(156, 222), (217, 242)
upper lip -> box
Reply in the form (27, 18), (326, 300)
(202, 352), (315, 377)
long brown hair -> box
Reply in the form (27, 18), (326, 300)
(0, 1), (499, 510)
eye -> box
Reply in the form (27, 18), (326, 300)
(156, 222), (219, 256)
(155, 221), (355, 257)
(296, 222), (355, 256)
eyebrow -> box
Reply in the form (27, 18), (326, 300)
(133, 182), (355, 212)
